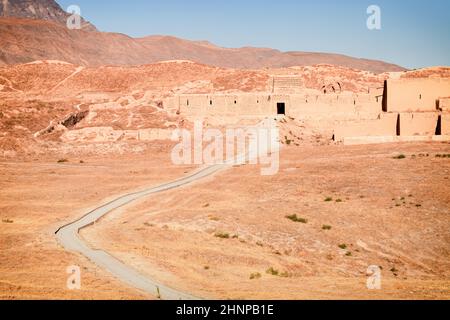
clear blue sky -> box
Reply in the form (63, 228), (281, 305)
(56, 0), (450, 69)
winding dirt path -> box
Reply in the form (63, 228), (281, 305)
(55, 118), (278, 299)
(56, 164), (229, 300)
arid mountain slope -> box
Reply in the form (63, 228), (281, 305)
(0, 17), (404, 73)
(0, 0), (96, 31)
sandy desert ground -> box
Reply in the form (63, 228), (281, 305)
(1, 61), (449, 300)
(79, 143), (450, 300)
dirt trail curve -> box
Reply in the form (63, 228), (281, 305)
(56, 121), (279, 300)
(56, 164), (230, 300)
(55, 119), (278, 300)
(48, 66), (84, 93)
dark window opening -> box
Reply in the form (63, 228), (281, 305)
(382, 80), (388, 112)
(234, 100), (237, 104)
(435, 115), (442, 135)
(186, 100), (189, 106)
(396, 114), (401, 136)
(277, 102), (286, 115)
(419, 94), (422, 100)
(210, 100), (213, 105)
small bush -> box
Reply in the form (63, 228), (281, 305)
(2, 219), (13, 224)
(286, 214), (308, 223)
(338, 244), (347, 250)
(214, 232), (230, 239)
(345, 251), (352, 257)
(266, 267), (279, 276)
(324, 197), (333, 202)
(250, 272), (261, 280)
(57, 159), (69, 163)
(204, 266), (210, 270)
(322, 225), (332, 230)
(335, 199), (343, 203)
(393, 154), (406, 159)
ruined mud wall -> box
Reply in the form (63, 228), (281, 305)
(384, 78), (450, 112)
(175, 93), (381, 121)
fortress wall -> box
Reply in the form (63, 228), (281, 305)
(177, 93), (381, 120)
(438, 98), (450, 112)
(399, 113), (439, 136)
(179, 94), (278, 116)
(441, 114), (450, 135)
(385, 78), (450, 112)
(333, 113), (398, 141)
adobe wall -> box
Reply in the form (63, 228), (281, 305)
(384, 78), (450, 112)
(176, 93), (381, 121)
(442, 114), (450, 135)
(438, 97), (450, 112)
(333, 113), (398, 142)
(399, 113), (439, 136)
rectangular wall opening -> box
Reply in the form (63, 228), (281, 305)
(396, 114), (401, 136)
(435, 115), (442, 135)
(277, 102), (286, 115)
(382, 80), (388, 112)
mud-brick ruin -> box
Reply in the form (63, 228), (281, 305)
(167, 77), (450, 145)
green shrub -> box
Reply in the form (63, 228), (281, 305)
(266, 267), (279, 276)
(214, 232), (230, 239)
(286, 214), (308, 223)
(322, 225), (332, 230)
(338, 244), (347, 250)
(324, 197), (333, 202)
(393, 154), (406, 159)
(250, 272), (261, 280)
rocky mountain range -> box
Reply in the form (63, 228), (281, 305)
(0, 0), (405, 73)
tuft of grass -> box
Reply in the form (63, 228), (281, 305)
(250, 272), (261, 280)
(204, 266), (210, 270)
(57, 159), (69, 163)
(335, 199), (343, 203)
(345, 251), (352, 257)
(266, 267), (279, 276)
(214, 232), (230, 239)
(2, 219), (14, 224)
(286, 214), (308, 223)
(143, 222), (153, 227)
(322, 225), (332, 230)
(208, 215), (220, 221)
(393, 154), (406, 159)
(280, 271), (291, 278)
(390, 267), (398, 276)
(202, 203), (210, 208)
(338, 244), (347, 250)
(324, 197), (333, 202)
(79, 160), (85, 164)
